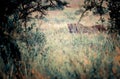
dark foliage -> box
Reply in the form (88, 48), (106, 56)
(108, 0), (120, 34)
(80, 0), (120, 35)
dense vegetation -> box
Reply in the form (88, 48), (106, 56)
(0, 0), (120, 79)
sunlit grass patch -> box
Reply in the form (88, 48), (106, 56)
(9, 19), (119, 79)
(33, 23), (120, 79)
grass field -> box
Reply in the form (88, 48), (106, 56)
(16, 7), (120, 78)
(0, 1), (120, 79)
(34, 22), (120, 79)
(16, 5), (120, 79)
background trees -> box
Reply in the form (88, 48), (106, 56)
(79, 0), (120, 35)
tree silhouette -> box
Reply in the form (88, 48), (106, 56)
(108, 0), (120, 34)
(79, 0), (120, 36)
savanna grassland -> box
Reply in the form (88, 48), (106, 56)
(0, 0), (120, 79)
(22, 4), (120, 79)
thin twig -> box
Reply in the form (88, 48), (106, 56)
(77, 10), (87, 24)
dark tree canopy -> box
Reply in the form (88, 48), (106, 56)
(0, 0), (68, 32)
(108, 0), (120, 33)
(79, 0), (120, 35)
